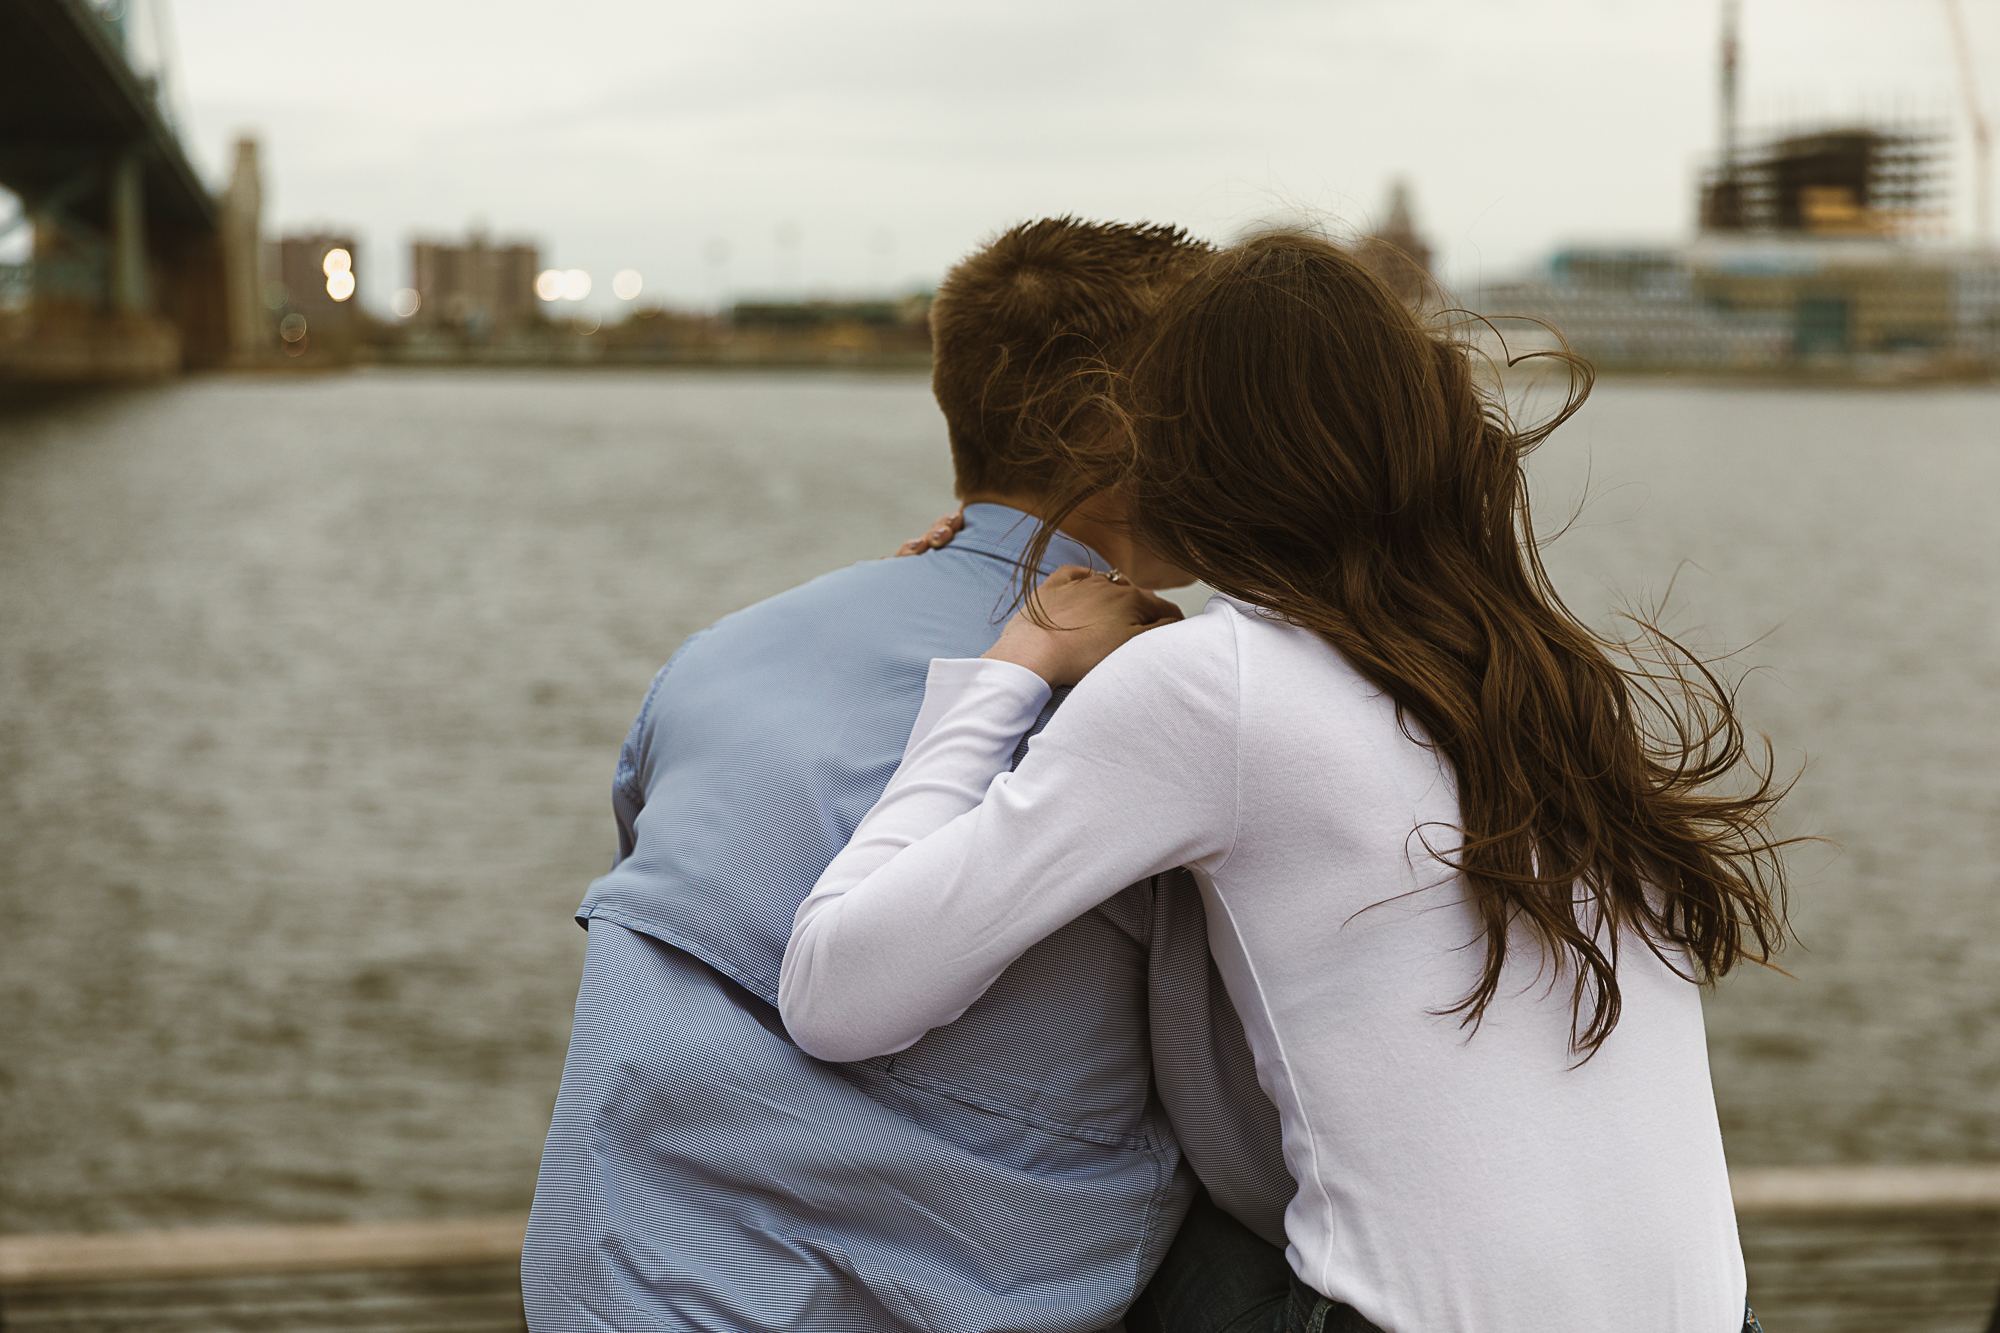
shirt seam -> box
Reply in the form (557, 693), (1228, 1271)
(580, 905), (783, 1009)
(1204, 882), (1335, 1296)
(931, 542), (1101, 628)
(1209, 603), (1246, 877)
(1206, 603), (1334, 1286)
(1129, 1140), (1176, 1307)
(880, 1063), (1155, 1151)
(945, 523), (1107, 575)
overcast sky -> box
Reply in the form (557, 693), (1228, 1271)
(135, 0), (2000, 312)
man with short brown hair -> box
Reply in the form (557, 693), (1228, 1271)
(524, 217), (1290, 1333)
(931, 217), (1205, 498)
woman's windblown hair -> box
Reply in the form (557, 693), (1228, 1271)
(1024, 231), (1793, 1056)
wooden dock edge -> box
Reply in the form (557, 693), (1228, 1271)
(0, 1214), (528, 1287)
(4, 1166), (1998, 1287)
(1729, 1164), (2000, 1214)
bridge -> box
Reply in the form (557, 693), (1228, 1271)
(0, 0), (261, 380)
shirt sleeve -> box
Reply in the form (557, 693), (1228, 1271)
(779, 621), (1240, 1063)
(609, 632), (708, 871)
(611, 702), (652, 870)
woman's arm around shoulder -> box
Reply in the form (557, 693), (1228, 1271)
(780, 590), (1243, 1062)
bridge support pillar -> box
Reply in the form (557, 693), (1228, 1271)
(221, 137), (270, 360)
(108, 148), (149, 315)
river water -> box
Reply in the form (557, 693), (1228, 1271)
(1, 369), (1995, 1235)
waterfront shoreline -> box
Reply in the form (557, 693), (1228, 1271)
(177, 350), (2000, 388)
(7, 1165), (1997, 1287)
(6, 1170), (1997, 1333)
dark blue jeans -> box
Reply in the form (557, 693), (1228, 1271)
(1128, 1189), (1383, 1333)
(1131, 1187), (1769, 1333)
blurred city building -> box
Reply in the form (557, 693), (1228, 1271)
(725, 295), (931, 358)
(1700, 125), (1946, 236)
(1475, 2), (1998, 375)
(220, 138), (272, 361)
(268, 231), (361, 355)
(409, 230), (539, 338)
(372, 289), (934, 368)
(1684, 125), (1986, 362)
(1355, 180), (1434, 305)
(596, 305), (730, 359)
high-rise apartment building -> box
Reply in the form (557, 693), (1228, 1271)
(409, 231), (540, 336)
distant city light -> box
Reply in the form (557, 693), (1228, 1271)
(326, 270), (356, 302)
(536, 269), (595, 301)
(321, 248), (352, 278)
(612, 269), (642, 300)
(279, 313), (307, 342)
(390, 288), (421, 318)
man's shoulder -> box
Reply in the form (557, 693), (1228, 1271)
(687, 550), (1017, 659)
(736, 552), (925, 620)
(643, 551), (1020, 719)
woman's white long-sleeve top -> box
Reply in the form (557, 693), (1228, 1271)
(781, 595), (1745, 1333)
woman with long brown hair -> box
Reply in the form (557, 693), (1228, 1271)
(779, 232), (1789, 1332)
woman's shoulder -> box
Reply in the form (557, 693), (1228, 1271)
(1029, 597), (1243, 771)
(1117, 592), (1242, 663)
(1064, 595), (1243, 718)
(1141, 597), (1390, 732)
(1129, 593), (1322, 667)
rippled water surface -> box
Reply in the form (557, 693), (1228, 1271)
(2, 369), (1995, 1233)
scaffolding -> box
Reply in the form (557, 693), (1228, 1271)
(1701, 124), (1949, 238)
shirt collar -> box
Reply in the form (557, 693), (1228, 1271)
(948, 503), (1108, 577)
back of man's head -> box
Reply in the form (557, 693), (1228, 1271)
(930, 218), (1213, 500)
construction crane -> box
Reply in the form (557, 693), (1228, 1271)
(1943, 0), (1992, 245)
(1720, 0), (1740, 182)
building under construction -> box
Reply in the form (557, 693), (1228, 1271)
(1689, 121), (1981, 361)
(1700, 125), (1946, 238)
(1478, 4), (1997, 372)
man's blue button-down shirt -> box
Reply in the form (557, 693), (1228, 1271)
(524, 505), (1290, 1333)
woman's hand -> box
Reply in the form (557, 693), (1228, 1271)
(891, 510), (963, 558)
(984, 567), (1182, 686)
